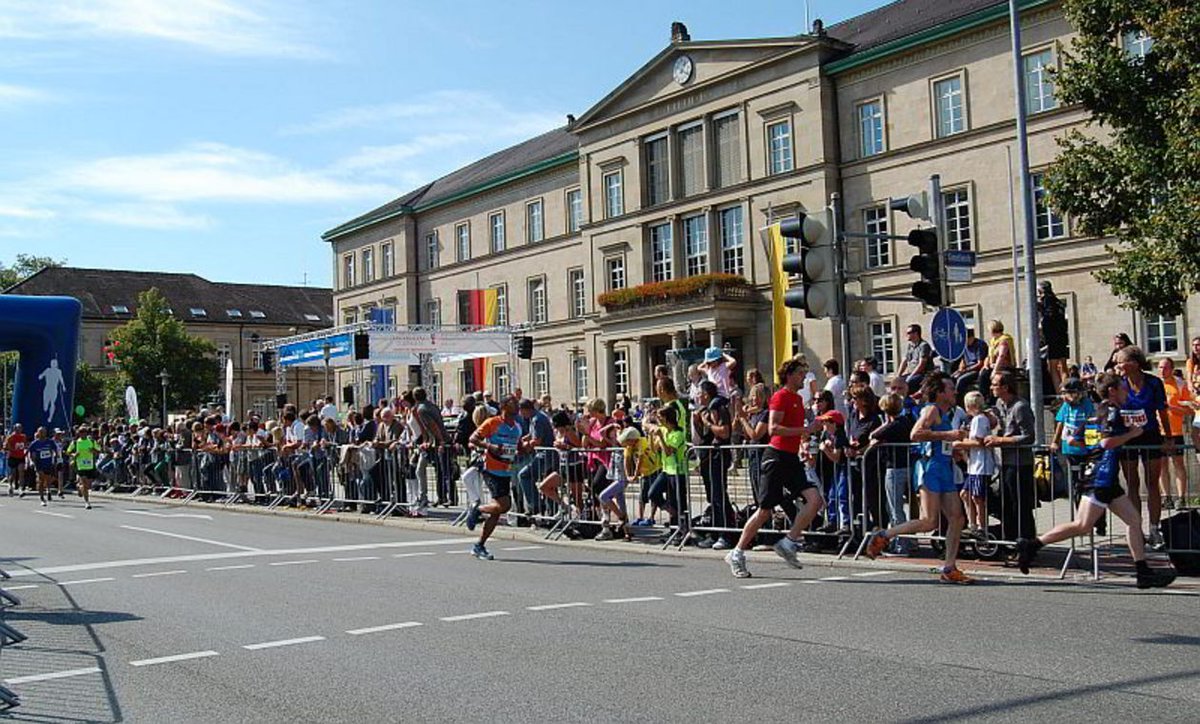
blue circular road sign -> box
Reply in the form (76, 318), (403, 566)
(930, 308), (967, 361)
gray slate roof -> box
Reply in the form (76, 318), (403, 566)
(6, 267), (333, 326)
(322, 126), (577, 240)
(324, 0), (1012, 242)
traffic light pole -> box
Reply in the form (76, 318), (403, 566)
(829, 193), (852, 381)
(929, 174), (951, 308)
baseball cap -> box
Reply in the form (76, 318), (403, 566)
(816, 410), (845, 426)
(704, 346), (722, 363)
(617, 427), (641, 445)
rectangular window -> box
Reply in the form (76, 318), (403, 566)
(493, 365), (510, 398)
(526, 199), (544, 243)
(644, 135), (670, 206)
(1144, 315), (1180, 356)
(362, 248), (375, 283)
(572, 355), (588, 403)
(934, 76), (966, 137)
(650, 223), (673, 282)
(489, 211), (506, 253)
(567, 189), (583, 233)
(431, 372), (442, 409)
(613, 349), (629, 397)
(1122, 29), (1153, 60)
(1023, 49), (1057, 114)
(857, 100), (885, 157)
(767, 120), (794, 175)
(531, 360), (549, 399)
(528, 278), (547, 324)
(870, 321), (897, 375)
(606, 256), (626, 291)
(569, 268), (586, 318)
(216, 343), (231, 371)
(603, 170), (624, 218)
(683, 215), (709, 277)
(343, 309), (357, 326)
(424, 232), (438, 271)
(342, 255), (354, 289)
(1031, 172), (1065, 240)
(493, 284), (508, 326)
(457, 291), (471, 326)
(678, 123), (705, 197)
(864, 206), (890, 269)
(943, 188), (972, 251)
(719, 206), (744, 276)
(425, 299), (441, 327)
(455, 222), (470, 262)
(381, 241), (394, 277)
(713, 111), (742, 188)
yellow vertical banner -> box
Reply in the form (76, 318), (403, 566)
(764, 222), (792, 373)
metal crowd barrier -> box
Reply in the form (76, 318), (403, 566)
(0, 564), (24, 710)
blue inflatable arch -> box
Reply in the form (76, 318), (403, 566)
(2, 295), (81, 431)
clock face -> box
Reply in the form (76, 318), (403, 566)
(673, 55), (694, 85)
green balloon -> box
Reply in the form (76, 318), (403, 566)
(74, 405), (85, 416)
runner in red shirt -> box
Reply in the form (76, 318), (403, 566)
(4, 424), (27, 496)
(724, 357), (825, 578)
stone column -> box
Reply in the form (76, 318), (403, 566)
(599, 338), (615, 405)
(630, 336), (649, 402)
(709, 328), (724, 351)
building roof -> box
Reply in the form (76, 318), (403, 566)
(323, 0), (1025, 242)
(321, 126), (577, 241)
(6, 267), (333, 326)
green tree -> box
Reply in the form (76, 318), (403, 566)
(0, 254), (65, 290)
(1046, 0), (1200, 317)
(73, 359), (106, 420)
(108, 288), (219, 419)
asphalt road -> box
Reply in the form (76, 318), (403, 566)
(0, 495), (1197, 723)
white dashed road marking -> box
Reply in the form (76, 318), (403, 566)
(124, 509), (213, 520)
(852, 571), (897, 578)
(526, 602), (592, 611)
(740, 582), (791, 590)
(603, 596), (663, 604)
(33, 509), (74, 519)
(5, 667), (101, 685)
(440, 611), (510, 622)
(500, 546), (543, 551)
(130, 651), (219, 667)
(243, 636), (326, 651)
(674, 588), (730, 598)
(393, 552), (437, 559)
(332, 556), (380, 562)
(345, 622), (423, 636)
(268, 559), (319, 567)
(131, 570), (187, 579)
(3, 584), (38, 591)
(120, 525), (260, 551)
(206, 564), (255, 571)
(58, 577), (115, 586)
(819, 576), (850, 582)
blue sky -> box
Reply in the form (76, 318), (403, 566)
(0, 0), (883, 287)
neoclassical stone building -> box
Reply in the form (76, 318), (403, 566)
(326, 0), (1181, 407)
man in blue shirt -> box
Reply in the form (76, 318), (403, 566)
(954, 328), (989, 400)
(1016, 373), (1174, 589)
(515, 398), (555, 518)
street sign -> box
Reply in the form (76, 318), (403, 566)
(931, 307), (967, 361)
(946, 266), (973, 283)
(944, 250), (977, 267)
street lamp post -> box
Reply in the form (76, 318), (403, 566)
(159, 369), (170, 426)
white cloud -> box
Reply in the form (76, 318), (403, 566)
(0, 203), (55, 219)
(58, 142), (392, 204)
(332, 133), (472, 174)
(80, 203), (211, 230)
(284, 90), (565, 137)
(0, 0), (325, 59)
(0, 82), (53, 106)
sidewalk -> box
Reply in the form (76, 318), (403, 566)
(91, 491), (1198, 591)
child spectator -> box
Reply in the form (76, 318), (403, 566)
(699, 346), (737, 400)
(958, 392), (994, 538)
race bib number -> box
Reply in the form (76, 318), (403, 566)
(496, 444), (517, 462)
(1120, 409), (1148, 428)
(940, 441), (954, 457)
(38, 449), (53, 459)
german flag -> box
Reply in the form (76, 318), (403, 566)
(464, 289), (498, 394)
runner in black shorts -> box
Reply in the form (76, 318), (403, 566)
(1016, 373), (1174, 589)
(725, 357), (825, 578)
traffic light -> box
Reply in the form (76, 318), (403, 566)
(889, 192), (930, 221)
(259, 349), (275, 372)
(907, 228), (942, 307)
(778, 209), (837, 319)
(515, 335), (533, 359)
(353, 332), (369, 360)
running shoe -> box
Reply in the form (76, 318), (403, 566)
(864, 531), (889, 560)
(1148, 529), (1165, 551)
(712, 538), (732, 550)
(465, 503), (481, 531)
(85, 503), (92, 510)
(939, 567), (974, 585)
(1135, 568), (1175, 589)
(1015, 537), (1041, 575)
(725, 549), (751, 579)
(595, 526), (614, 541)
(696, 537), (715, 549)
(471, 544), (494, 561)
(40, 500), (46, 507)
(772, 536), (803, 569)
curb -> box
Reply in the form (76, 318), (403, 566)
(91, 490), (1127, 585)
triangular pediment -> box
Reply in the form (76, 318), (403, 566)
(575, 38), (822, 130)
